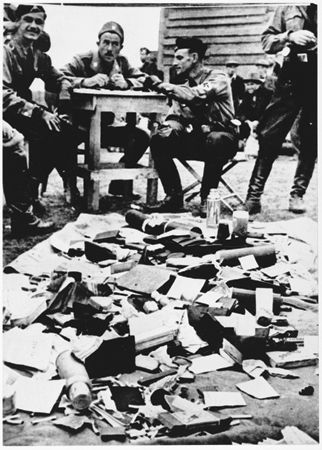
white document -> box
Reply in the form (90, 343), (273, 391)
(203, 391), (246, 408)
(3, 328), (53, 372)
(239, 255), (259, 271)
(166, 275), (205, 302)
(190, 353), (234, 374)
(15, 378), (65, 414)
(236, 376), (279, 399)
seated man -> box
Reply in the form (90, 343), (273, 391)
(61, 21), (150, 197)
(148, 37), (238, 216)
(236, 70), (273, 141)
(3, 4), (77, 212)
(3, 121), (54, 236)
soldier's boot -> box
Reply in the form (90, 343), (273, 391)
(244, 156), (274, 215)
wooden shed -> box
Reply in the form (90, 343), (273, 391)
(158, 4), (276, 80)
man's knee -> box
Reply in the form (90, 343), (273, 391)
(205, 131), (237, 159)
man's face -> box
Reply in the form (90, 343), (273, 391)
(17, 12), (45, 41)
(173, 48), (197, 76)
(226, 65), (237, 77)
(245, 81), (259, 95)
(140, 49), (149, 63)
(98, 32), (122, 63)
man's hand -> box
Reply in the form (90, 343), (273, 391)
(288, 30), (317, 47)
(110, 74), (128, 90)
(41, 110), (61, 132)
(82, 74), (109, 88)
(156, 82), (174, 94)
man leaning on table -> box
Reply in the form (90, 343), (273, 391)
(146, 37), (238, 217)
(61, 21), (150, 198)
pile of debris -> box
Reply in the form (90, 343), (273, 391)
(2, 211), (318, 444)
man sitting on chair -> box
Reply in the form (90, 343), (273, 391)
(61, 21), (149, 198)
(148, 37), (238, 216)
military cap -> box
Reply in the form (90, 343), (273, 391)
(225, 59), (239, 67)
(98, 21), (124, 43)
(244, 71), (263, 84)
(256, 58), (270, 67)
(15, 4), (47, 20)
(175, 37), (207, 59)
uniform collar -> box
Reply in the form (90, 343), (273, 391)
(90, 49), (122, 75)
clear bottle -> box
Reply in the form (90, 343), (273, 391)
(206, 188), (221, 229)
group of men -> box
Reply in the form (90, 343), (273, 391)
(3, 4), (317, 237)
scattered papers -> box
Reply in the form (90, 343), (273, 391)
(3, 327), (53, 372)
(239, 255), (259, 271)
(190, 353), (234, 374)
(15, 378), (65, 414)
(196, 282), (231, 306)
(267, 349), (318, 368)
(236, 377), (279, 399)
(203, 391), (246, 408)
(177, 310), (206, 354)
(166, 275), (205, 302)
(242, 359), (268, 379)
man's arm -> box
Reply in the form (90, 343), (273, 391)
(3, 45), (37, 117)
(60, 55), (89, 88)
(261, 6), (309, 54)
(156, 70), (230, 106)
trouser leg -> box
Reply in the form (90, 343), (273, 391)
(246, 89), (300, 203)
(290, 116), (317, 198)
(200, 131), (238, 200)
(150, 132), (183, 195)
(3, 139), (33, 213)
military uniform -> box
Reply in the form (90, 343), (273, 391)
(150, 65), (238, 202)
(61, 50), (150, 185)
(3, 39), (76, 196)
(245, 5), (317, 212)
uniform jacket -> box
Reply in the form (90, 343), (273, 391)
(3, 39), (64, 118)
(61, 49), (146, 89)
(237, 85), (273, 122)
(163, 65), (235, 132)
(262, 5), (317, 54)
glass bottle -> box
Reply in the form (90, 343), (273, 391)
(206, 188), (221, 229)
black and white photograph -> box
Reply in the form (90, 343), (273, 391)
(2, 1), (318, 446)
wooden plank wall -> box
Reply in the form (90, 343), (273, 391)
(158, 4), (276, 80)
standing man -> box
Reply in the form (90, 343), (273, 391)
(61, 21), (150, 197)
(225, 59), (245, 112)
(3, 4), (76, 212)
(244, 5), (317, 214)
(147, 37), (238, 215)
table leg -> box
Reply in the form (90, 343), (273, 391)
(85, 109), (101, 210)
(84, 173), (100, 211)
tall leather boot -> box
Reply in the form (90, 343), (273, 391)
(29, 177), (47, 217)
(244, 156), (274, 214)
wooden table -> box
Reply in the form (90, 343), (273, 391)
(71, 88), (168, 211)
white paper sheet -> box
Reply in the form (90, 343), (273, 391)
(203, 391), (246, 408)
(236, 377), (279, 399)
(190, 353), (234, 374)
(15, 378), (65, 414)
